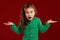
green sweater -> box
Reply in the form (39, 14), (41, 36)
(10, 17), (50, 40)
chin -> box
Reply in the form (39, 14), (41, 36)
(28, 19), (32, 20)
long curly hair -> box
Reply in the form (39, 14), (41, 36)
(20, 3), (37, 29)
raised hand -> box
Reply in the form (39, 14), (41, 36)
(4, 21), (14, 25)
(47, 19), (57, 24)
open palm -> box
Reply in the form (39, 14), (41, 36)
(47, 19), (57, 24)
(4, 21), (14, 25)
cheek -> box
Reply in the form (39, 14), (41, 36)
(32, 13), (35, 17)
(25, 14), (28, 17)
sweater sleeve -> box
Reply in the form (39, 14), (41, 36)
(38, 18), (50, 33)
(10, 22), (22, 34)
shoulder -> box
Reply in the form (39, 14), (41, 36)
(34, 17), (41, 22)
(34, 17), (41, 20)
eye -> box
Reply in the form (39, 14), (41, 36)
(26, 11), (29, 14)
(31, 11), (33, 13)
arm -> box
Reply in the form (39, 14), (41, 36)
(10, 22), (22, 34)
(38, 18), (50, 33)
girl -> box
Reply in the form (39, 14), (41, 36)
(4, 3), (57, 40)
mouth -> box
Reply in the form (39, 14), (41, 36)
(28, 17), (32, 19)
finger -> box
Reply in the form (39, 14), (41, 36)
(4, 23), (8, 25)
(53, 21), (57, 23)
(4, 23), (7, 24)
(50, 21), (57, 23)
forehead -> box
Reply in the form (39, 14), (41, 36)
(25, 7), (34, 11)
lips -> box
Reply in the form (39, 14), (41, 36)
(28, 17), (31, 19)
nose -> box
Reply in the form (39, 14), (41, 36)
(28, 13), (31, 16)
(28, 14), (30, 17)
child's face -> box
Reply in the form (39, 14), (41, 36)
(25, 7), (35, 20)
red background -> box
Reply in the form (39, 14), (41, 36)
(0, 0), (60, 40)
